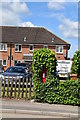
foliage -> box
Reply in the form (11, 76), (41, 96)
(32, 48), (57, 79)
(32, 48), (59, 102)
(32, 48), (80, 105)
(58, 79), (80, 105)
(71, 50), (80, 77)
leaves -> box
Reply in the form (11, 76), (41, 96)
(71, 50), (80, 77)
(32, 48), (80, 105)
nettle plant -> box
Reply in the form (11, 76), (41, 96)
(32, 48), (59, 103)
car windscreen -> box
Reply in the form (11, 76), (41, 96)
(16, 63), (26, 67)
(6, 67), (25, 73)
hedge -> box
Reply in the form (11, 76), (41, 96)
(33, 78), (80, 105)
(58, 79), (80, 105)
(71, 50), (80, 77)
(32, 48), (80, 106)
(32, 48), (59, 102)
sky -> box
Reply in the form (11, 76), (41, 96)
(0, 0), (79, 58)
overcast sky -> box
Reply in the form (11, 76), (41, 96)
(0, 0), (79, 58)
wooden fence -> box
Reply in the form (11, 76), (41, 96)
(1, 75), (34, 99)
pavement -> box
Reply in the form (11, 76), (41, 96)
(0, 98), (80, 118)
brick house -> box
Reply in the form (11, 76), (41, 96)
(0, 26), (70, 70)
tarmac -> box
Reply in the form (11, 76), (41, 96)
(0, 98), (80, 118)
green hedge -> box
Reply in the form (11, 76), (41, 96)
(33, 78), (80, 105)
(71, 50), (80, 77)
(32, 48), (59, 102)
(58, 79), (80, 105)
(32, 48), (57, 79)
(32, 48), (80, 106)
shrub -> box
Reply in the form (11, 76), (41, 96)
(71, 50), (80, 77)
(59, 79), (80, 105)
(32, 48), (80, 105)
(32, 48), (59, 102)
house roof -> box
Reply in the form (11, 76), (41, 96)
(0, 26), (70, 49)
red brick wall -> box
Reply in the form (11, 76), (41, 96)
(0, 44), (69, 70)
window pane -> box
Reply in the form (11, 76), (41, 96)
(56, 46), (59, 52)
(3, 60), (6, 66)
(60, 47), (63, 52)
(4, 44), (7, 50)
(15, 45), (19, 51)
(30, 45), (33, 51)
(19, 45), (21, 51)
(14, 60), (17, 65)
(1, 44), (3, 50)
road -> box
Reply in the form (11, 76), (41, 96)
(0, 98), (79, 118)
(2, 113), (66, 118)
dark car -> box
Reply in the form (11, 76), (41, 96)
(1, 66), (30, 83)
(15, 62), (32, 73)
(15, 63), (28, 67)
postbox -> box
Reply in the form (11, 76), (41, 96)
(41, 68), (47, 83)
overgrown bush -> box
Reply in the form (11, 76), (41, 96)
(44, 79), (80, 105)
(58, 79), (80, 105)
(71, 50), (80, 77)
(32, 48), (80, 105)
(32, 48), (59, 102)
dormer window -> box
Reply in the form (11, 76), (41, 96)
(29, 45), (33, 52)
(24, 37), (27, 42)
(52, 37), (55, 42)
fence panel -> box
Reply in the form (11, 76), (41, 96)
(1, 75), (33, 100)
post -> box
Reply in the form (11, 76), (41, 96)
(29, 75), (32, 99)
(22, 78), (24, 98)
(26, 77), (28, 99)
(10, 44), (12, 66)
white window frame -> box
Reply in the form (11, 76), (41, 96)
(56, 46), (63, 53)
(15, 44), (22, 52)
(0, 59), (7, 66)
(44, 45), (48, 48)
(0, 43), (7, 51)
(29, 44), (34, 52)
(14, 60), (21, 65)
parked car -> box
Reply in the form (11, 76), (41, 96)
(15, 62), (32, 73)
(1, 66), (31, 83)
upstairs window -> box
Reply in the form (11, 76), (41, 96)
(29, 45), (33, 52)
(0, 43), (7, 51)
(56, 46), (63, 53)
(44, 45), (48, 48)
(15, 44), (22, 52)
